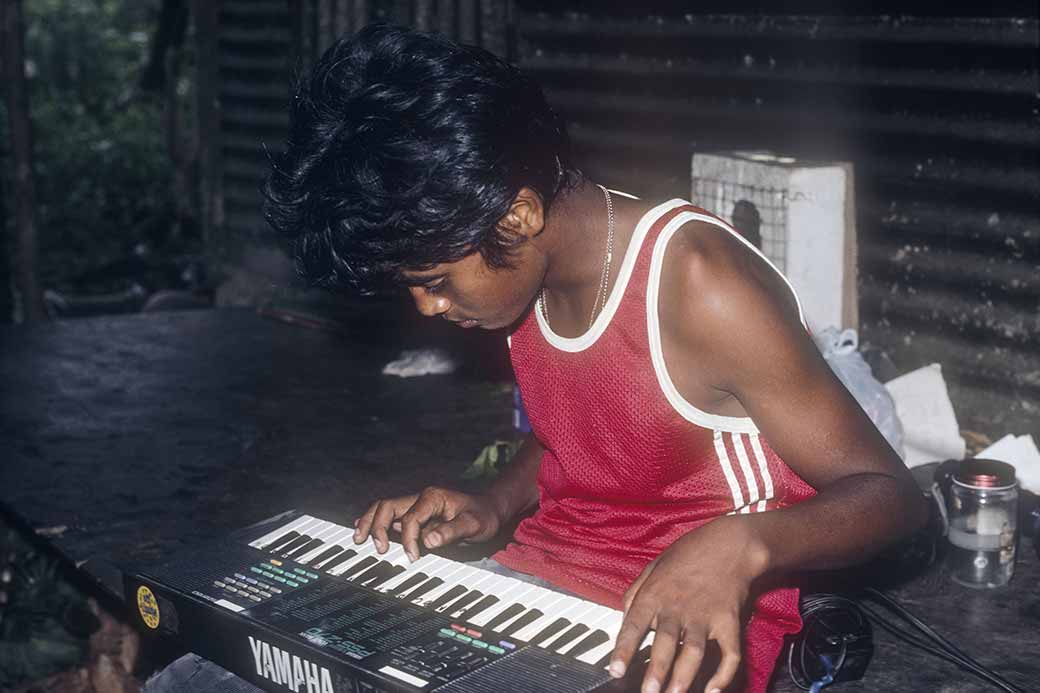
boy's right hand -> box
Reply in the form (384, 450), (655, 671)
(353, 487), (504, 562)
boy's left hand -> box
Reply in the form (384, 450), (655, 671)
(609, 518), (766, 693)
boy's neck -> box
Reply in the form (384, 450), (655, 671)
(540, 178), (616, 295)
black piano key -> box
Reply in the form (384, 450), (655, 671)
(427, 584), (469, 611)
(277, 534), (313, 556)
(525, 617), (571, 645)
(484, 603), (528, 631)
(388, 572), (429, 596)
(546, 623), (589, 651)
(442, 589), (484, 616)
(364, 564), (406, 589)
(307, 545), (344, 567)
(401, 576), (444, 601)
(565, 629), (609, 659)
(500, 609), (544, 636)
(318, 548), (357, 572)
(263, 531), (299, 552)
(286, 538), (324, 560)
(341, 555), (379, 579)
(456, 594), (499, 622)
(354, 561), (393, 585)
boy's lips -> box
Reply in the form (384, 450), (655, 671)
(445, 315), (479, 328)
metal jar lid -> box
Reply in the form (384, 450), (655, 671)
(952, 458), (1017, 491)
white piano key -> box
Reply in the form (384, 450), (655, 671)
(282, 520), (337, 553)
(394, 556), (461, 594)
(581, 627), (657, 668)
(375, 554), (441, 593)
(375, 544), (408, 567)
(509, 598), (579, 641)
(444, 573), (513, 618)
(433, 570), (503, 614)
(497, 589), (572, 636)
(326, 539), (381, 575)
(249, 514), (317, 548)
(412, 564), (478, 605)
(272, 519), (331, 555)
(557, 607), (619, 655)
(466, 582), (542, 627)
(295, 527), (355, 563)
(519, 597), (601, 644)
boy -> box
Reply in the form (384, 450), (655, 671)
(264, 23), (925, 693)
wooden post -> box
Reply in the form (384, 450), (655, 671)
(1, 0), (47, 322)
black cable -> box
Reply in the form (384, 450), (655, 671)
(860, 588), (1026, 693)
(788, 594), (866, 691)
(861, 605), (1016, 691)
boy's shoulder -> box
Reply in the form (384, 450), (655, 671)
(657, 214), (802, 349)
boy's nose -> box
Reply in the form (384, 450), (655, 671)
(408, 287), (450, 317)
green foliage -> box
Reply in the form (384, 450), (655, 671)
(1, 0), (181, 294)
(462, 439), (523, 480)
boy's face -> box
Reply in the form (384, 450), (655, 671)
(401, 244), (544, 331)
(400, 187), (547, 331)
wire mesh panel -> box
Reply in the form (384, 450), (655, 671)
(691, 151), (857, 331)
(691, 177), (789, 272)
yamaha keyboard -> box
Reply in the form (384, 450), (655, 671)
(125, 511), (654, 693)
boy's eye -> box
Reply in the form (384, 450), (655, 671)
(424, 280), (446, 295)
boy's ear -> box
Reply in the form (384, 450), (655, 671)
(499, 186), (545, 240)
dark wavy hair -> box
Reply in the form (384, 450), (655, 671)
(263, 23), (575, 291)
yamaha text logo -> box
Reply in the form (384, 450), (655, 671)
(248, 636), (335, 693)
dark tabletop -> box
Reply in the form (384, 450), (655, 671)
(1, 308), (1036, 692)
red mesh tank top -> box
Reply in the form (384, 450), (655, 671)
(493, 198), (817, 693)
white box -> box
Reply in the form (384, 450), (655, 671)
(691, 151), (857, 331)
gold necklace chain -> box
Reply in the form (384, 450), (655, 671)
(540, 184), (615, 331)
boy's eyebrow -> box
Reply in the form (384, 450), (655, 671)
(398, 270), (446, 286)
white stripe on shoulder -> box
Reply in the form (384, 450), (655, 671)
(536, 198), (687, 352)
(749, 433), (775, 512)
(713, 430), (745, 514)
(646, 209), (807, 434)
(731, 433), (760, 511)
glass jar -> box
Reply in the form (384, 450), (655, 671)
(945, 459), (1018, 588)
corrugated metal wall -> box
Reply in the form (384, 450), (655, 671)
(513, 2), (1039, 436)
(207, 1), (1038, 435)
(210, 0), (510, 265)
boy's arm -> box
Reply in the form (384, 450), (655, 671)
(610, 224), (927, 693)
(354, 433), (543, 560)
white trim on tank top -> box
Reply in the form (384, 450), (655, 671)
(534, 197), (687, 352)
(646, 210), (806, 434)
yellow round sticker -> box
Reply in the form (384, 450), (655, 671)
(137, 585), (160, 629)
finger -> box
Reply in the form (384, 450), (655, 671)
(703, 621), (742, 693)
(641, 616), (681, 693)
(353, 501), (382, 544)
(369, 499), (411, 553)
(609, 603), (655, 679)
(399, 490), (445, 561)
(423, 511), (482, 549)
(665, 627), (708, 693)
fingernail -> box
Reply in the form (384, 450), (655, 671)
(426, 532), (442, 548)
(406, 551), (418, 562)
(608, 661), (625, 678)
(708, 688), (722, 693)
(642, 679), (660, 693)
(375, 540), (385, 552)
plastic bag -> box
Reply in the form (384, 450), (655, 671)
(814, 327), (905, 459)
